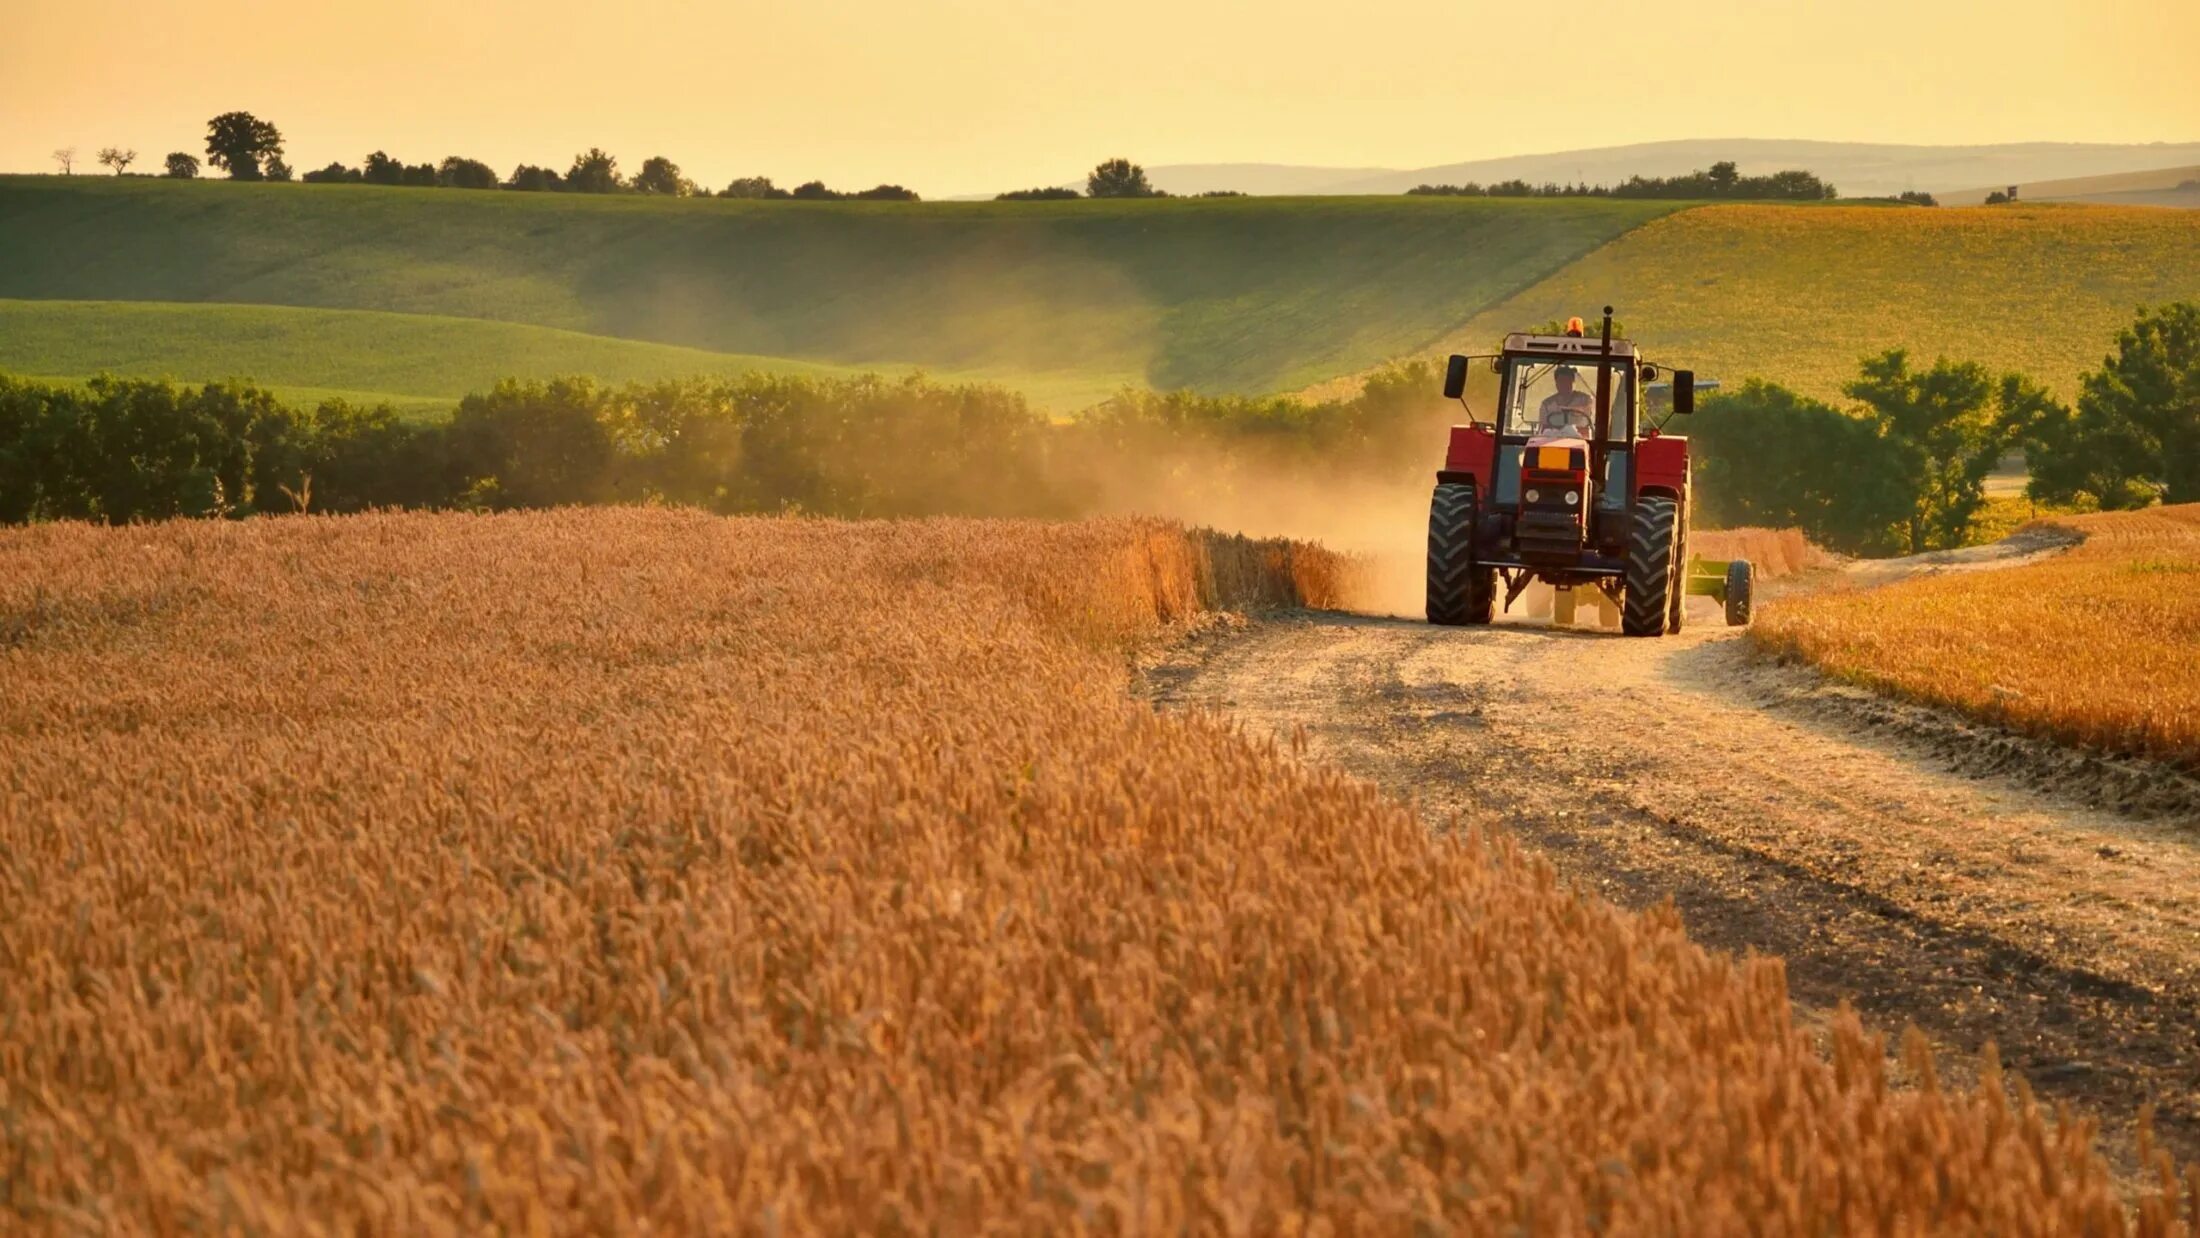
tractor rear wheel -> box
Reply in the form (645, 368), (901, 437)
(1427, 481), (1495, 625)
(1621, 495), (1678, 637)
(1724, 559), (1755, 626)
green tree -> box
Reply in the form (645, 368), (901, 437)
(97, 147), (137, 175)
(0, 376), (71, 522)
(163, 152), (200, 179)
(565, 148), (620, 193)
(204, 111), (284, 181)
(721, 175), (788, 199)
(303, 400), (454, 511)
(264, 155), (293, 182)
(437, 156), (500, 190)
(361, 151), (404, 185)
(2026, 302), (2200, 508)
(1087, 157), (1160, 198)
(790, 180), (840, 200)
(632, 155), (688, 195)
(507, 164), (561, 191)
(1688, 380), (1918, 554)
(1845, 350), (2018, 552)
(447, 378), (616, 507)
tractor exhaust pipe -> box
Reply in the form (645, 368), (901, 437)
(1591, 305), (1614, 480)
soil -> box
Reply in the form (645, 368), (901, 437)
(1140, 561), (2200, 1175)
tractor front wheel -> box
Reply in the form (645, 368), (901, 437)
(1724, 559), (1755, 626)
(1622, 495), (1678, 637)
(1427, 481), (1495, 626)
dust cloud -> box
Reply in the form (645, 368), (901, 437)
(1068, 432), (1447, 618)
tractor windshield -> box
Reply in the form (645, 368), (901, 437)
(1502, 359), (1631, 442)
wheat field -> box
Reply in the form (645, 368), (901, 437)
(1753, 504), (2200, 769)
(1, 509), (2190, 1233)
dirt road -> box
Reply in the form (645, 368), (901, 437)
(1144, 602), (2200, 1166)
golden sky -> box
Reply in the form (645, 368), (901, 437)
(6, 0), (2197, 195)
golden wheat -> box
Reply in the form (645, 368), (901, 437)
(1754, 504), (2200, 768)
(0, 509), (2188, 1233)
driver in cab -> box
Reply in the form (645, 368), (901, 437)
(1537, 366), (1594, 438)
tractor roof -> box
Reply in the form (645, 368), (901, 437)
(1502, 333), (1641, 359)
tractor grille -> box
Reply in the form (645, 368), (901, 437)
(1517, 466), (1587, 555)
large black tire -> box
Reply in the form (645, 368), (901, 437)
(1724, 559), (1755, 626)
(1427, 482), (1495, 626)
(1621, 495), (1678, 637)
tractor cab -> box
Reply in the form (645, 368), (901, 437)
(1427, 308), (1754, 635)
(1490, 338), (1642, 562)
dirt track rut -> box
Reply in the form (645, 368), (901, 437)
(1144, 607), (2200, 1166)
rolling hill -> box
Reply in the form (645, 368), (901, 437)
(1136, 140), (2200, 199)
(1422, 204), (2200, 403)
(0, 177), (1677, 405)
(9, 178), (2197, 415)
(0, 300), (885, 415)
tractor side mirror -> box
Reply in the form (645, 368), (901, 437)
(1443, 354), (1469, 400)
(1672, 370), (1696, 415)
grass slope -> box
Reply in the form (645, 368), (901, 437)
(1444, 204), (2200, 402)
(0, 299), (879, 415)
(0, 177), (1676, 401)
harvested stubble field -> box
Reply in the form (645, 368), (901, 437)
(1, 509), (2191, 1233)
(1754, 504), (2200, 769)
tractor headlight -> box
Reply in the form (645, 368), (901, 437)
(1525, 488), (1541, 503)
(1564, 491), (1580, 506)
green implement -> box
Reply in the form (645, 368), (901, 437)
(1685, 556), (1755, 626)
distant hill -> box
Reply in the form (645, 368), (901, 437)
(1139, 140), (2200, 199)
(1940, 164), (2200, 207)
(0, 177), (1674, 405)
(951, 163), (1399, 200)
(11, 176), (2193, 417)
(1141, 163), (1397, 197)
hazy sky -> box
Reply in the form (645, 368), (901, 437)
(6, 0), (2197, 196)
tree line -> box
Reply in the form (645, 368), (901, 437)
(61, 115), (1217, 203)
(0, 364), (1450, 526)
(71, 112), (1211, 203)
(1407, 161), (1839, 201)
(80, 112), (920, 199)
(1691, 302), (2199, 553)
(3, 305), (2188, 545)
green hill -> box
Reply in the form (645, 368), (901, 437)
(0, 300), (886, 415)
(1441, 203), (2200, 402)
(0, 177), (1677, 404)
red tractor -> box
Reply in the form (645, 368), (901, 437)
(1426, 307), (1751, 635)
